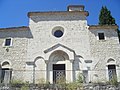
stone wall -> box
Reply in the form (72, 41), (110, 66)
(0, 27), (32, 80)
(28, 12), (91, 61)
(89, 28), (120, 82)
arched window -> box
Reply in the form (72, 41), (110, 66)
(0, 61), (12, 84)
(107, 59), (117, 81)
(2, 61), (10, 68)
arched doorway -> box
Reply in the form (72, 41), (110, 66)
(107, 58), (117, 81)
(48, 50), (69, 83)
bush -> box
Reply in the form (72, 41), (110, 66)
(21, 85), (29, 90)
(109, 76), (118, 86)
(66, 82), (83, 90)
(37, 78), (50, 88)
(77, 73), (83, 83)
(10, 79), (24, 87)
(10, 79), (29, 89)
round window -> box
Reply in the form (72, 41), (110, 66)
(54, 30), (63, 38)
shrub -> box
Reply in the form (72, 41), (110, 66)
(66, 82), (83, 90)
(77, 73), (83, 83)
(37, 78), (50, 88)
(109, 76), (118, 86)
(10, 79), (24, 86)
(21, 85), (29, 90)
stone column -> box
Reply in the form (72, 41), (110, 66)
(45, 60), (49, 82)
(66, 59), (74, 82)
(116, 65), (119, 82)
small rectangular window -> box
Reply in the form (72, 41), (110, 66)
(5, 38), (11, 46)
(98, 33), (105, 40)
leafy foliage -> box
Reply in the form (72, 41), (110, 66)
(99, 6), (116, 25)
(37, 78), (50, 88)
(10, 79), (24, 85)
(21, 85), (29, 90)
(66, 82), (83, 90)
(99, 6), (120, 41)
(108, 75), (118, 86)
(77, 73), (83, 83)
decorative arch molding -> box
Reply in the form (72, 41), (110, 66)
(52, 26), (64, 32)
(44, 43), (75, 61)
(106, 58), (116, 65)
(76, 55), (84, 59)
(75, 55), (87, 70)
(75, 55), (84, 63)
(34, 56), (46, 71)
(49, 50), (69, 62)
(1, 60), (11, 69)
(34, 56), (45, 63)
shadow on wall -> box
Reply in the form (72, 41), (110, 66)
(89, 26), (119, 39)
(73, 55), (83, 81)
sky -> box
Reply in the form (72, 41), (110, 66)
(0, 0), (120, 28)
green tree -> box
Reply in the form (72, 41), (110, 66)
(99, 6), (116, 25)
(99, 6), (120, 42)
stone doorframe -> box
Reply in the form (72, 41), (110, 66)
(46, 50), (73, 83)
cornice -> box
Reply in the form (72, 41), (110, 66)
(0, 26), (29, 31)
(28, 11), (89, 17)
(89, 25), (118, 30)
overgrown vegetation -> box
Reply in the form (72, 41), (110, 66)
(10, 79), (29, 89)
(21, 85), (29, 90)
(10, 79), (24, 86)
(107, 76), (118, 86)
(54, 73), (83, 90)
(77, 73), (84, 83)
(66, 82), (83, 90)
(37, 78), (49, 88)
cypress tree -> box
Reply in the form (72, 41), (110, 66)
(99, 6), (120, 42)
(99, 6), (116, 25)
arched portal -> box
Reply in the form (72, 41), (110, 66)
(48, 50), (70, 83)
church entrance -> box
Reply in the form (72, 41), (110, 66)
(53, 64), (65, 83)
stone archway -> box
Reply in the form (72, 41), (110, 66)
(33, 56), (46, 84)
(48, 50), (70, 83)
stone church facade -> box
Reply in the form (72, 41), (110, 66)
(0, 5), (120, 84)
